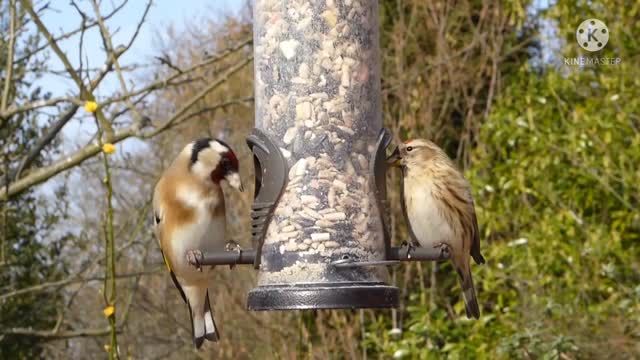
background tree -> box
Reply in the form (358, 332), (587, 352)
(0, 1), (70, 357)
(0, 1), (253, 358)
(1, 0), (638, 359)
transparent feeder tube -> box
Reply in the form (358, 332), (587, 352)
(253, 0), (386, 285)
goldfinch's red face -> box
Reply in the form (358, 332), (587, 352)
(189, 138), (243, 191)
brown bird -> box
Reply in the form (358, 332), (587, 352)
(387, 139), (485, 319)
(153, 138), (243, 348)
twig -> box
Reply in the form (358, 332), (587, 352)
(12, 0), (128, 65)
(100, 37), (252, 107)
(0, 270), (162, 301)
(1, 156), (8, 264)
(155, 54), (183, 73)
(1, 326), (118, 340)
(95, 115), (119, 360)
(20, 0), (115, 138)
(91, 0), (152, 126)
(1, 0), (17, 112)
(145, 55), (253, 138)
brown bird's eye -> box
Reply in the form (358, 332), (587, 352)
(406, 146), (413, 152)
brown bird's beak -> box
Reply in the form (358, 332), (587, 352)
(386, 146), (402, 167)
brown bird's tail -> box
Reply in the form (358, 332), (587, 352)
(456, 265), (480, 319)
(188, 288), (220, 349)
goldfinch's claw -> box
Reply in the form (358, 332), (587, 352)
(186, 249), (204, 272)
(225, 240), (241, 252)
(225, 240), (242, 270)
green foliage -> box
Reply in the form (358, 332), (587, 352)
(0, 195), (68, 358)
(370, 1), (640, 358)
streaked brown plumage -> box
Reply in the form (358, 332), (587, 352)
(388, 139), (485, 319)
(153, 138), (242, 348)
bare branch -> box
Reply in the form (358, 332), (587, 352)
(0, 269), (162, 301)
(100, 37), (252, 107)
(91, 0), (152, 125)
(8, 38), (132, 182)
(1, 0), (17, 112)
(20, 0), (115, 137)
(161, 96), (254, 133)
(1, 71), (252, 200)
(1, 326), (117, 340)
(145, 55), (253, 138)
(155, 54), (183, 74)
(2, 97), (83, 119)
(12, 0), (128, 65)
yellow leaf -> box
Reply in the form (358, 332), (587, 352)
(102, 143), (116, 154)
(84, 100), (98, 113)
(104, 305), (115, 317)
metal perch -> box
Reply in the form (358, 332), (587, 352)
(187, 244), (449, 267)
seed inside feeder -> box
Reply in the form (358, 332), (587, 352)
(253, 0), (387, 287)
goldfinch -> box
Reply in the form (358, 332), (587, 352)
(152, 138), (243, 348)
(387, 139), (485, 319)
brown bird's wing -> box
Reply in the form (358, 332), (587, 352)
(469, 203), (485, 265)
(400, 167), (420, 246)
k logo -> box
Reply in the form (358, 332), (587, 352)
(576, 19), (609, 52)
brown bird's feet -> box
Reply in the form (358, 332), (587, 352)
(433, 242), (451, 259)
(400, 241), (416, 259)
(225, 240), (242, 270)
(186, 249), (204, 272)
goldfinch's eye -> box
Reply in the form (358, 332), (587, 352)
(406, 146), (413, 152)
(220, 157), (230, 169)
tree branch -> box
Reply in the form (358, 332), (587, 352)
(0, 270), (162, 301)
(1, 327), (118, 340)
(1, 65), (252, 201)
(145, 55), (253, 138)
(91, 0), (152, 126)
(12, 0), (128, 65)
(20, 0), (114, 137)
(1, 0), (17, 112)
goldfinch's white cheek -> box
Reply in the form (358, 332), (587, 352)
(210, 141), (228, 154)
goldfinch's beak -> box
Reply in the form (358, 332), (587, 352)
(386, 146), (402, 167)
(225, 172), (244, 192)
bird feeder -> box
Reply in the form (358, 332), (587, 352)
(246, 0), (397, 310)
(190, 0), (449, 311)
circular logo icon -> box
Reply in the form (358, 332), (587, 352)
(576, 19), (609, 52)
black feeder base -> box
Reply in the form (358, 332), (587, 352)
(247, 283), (399, 310)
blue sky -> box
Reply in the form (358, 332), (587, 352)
(40, 0), (242, 99)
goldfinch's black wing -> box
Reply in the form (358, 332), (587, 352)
(159, 248), (187, 304)
(153, 206), (188, 304)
